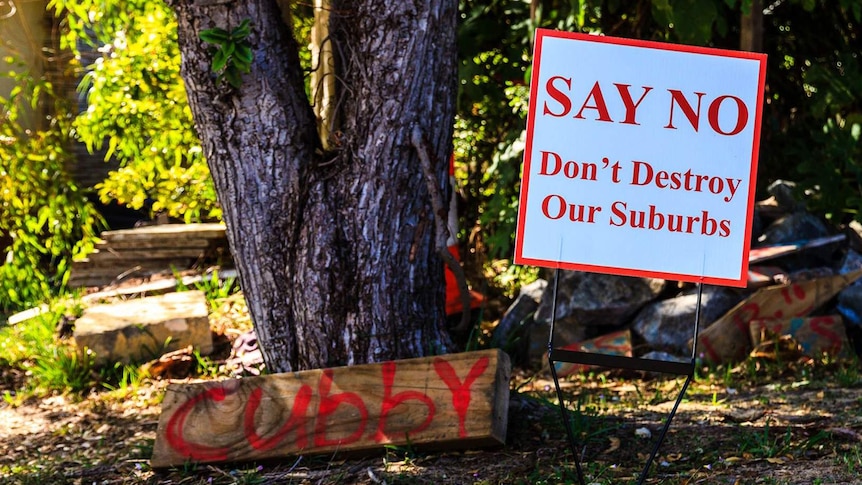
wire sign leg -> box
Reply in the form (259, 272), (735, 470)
(548, 273), (705, 484)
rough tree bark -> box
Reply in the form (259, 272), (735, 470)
(165, 0), (456, 372)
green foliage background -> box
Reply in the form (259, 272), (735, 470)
(52, 0), (218, 223)
(0, 60), (100, 312)
(761, 1), (862, 222)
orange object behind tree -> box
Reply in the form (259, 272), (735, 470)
(445, 154), (484, 316)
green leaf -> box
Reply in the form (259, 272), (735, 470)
(224, 65), (242, 89)
(235, 43), (253, 64)
(651, 0), (674, 28)
(211, 47), (228, 73)
(105, 136), (118, 159)
(221, 41), (235, 58)
(231, 55), (252, 73)
(669, 0), (717, 45)
(199, 28), (230, 45)
(231, 62), (251, 75)
(231, 19), (251, 40)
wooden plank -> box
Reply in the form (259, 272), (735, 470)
(151, 349), (511, 468)
(70, 266), (156, 279)
(747, 266), (787, 289)
(101, 223), (225, 243)
(69, 263), (193, 288)
(81, 269), (239, 302)
(695, 269), (862, 363)
(73, 291), (213, 366)
(71, 258), (194, 272)
(10, 270), (239, 324)
(69, 273), (170, 289)
(68, 275), (151, 288)
(11, 273), (235, 323)
(95, 238), (215, 250)
(748, 234), (846, 264)
(7, 304), (50, 325)
(749, 315), (852, 359)
(86, 248), (209, 260)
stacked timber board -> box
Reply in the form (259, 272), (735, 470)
(70, 223), (230, 288)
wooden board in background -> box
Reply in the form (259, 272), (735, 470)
(100, 223), (226, 242)
(695, 269), (862, 363)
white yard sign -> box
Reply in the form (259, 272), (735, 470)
(515, 30), (767, 287)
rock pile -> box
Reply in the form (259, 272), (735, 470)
(496, 181), (862, 371)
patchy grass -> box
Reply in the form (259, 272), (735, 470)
(2, 286), (862, 484)
(2, 360), (862, 484)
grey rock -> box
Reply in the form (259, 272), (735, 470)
(758, 211), (830, 246)
(519, 278), (548, 301)
(535, 271), (665, 328)
(839, 249), (862, 276)
(632, 286), (745, 354)
(787, 266), (834, 282)
(491, 279), (547, 349)
(750, 208), (764, 245)
(849, 220), (862, 242)
(767, 180), (803, 212)
(756, 212), (838, 271)
(838, 284), (862, 327)
(527, 319), (590, 368)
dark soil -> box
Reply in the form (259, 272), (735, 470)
(2, 360), (862, 485)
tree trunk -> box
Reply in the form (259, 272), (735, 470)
(740, 0), (763, 52)
(166, 0), (456, 372)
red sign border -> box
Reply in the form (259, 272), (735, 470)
(514, 29), (768, 287)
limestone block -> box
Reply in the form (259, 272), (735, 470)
(73, 291), (213, 365)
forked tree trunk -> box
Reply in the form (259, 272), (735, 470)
(166, 0), (456, 372)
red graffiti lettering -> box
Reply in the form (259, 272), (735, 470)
(165, 387), (233, 461)
(780, 284), (813, 316)
(314, 369), (369, 447)
(781, 285), (805, 304)
(810, 316), (844, 354)
(160, 354), (499, 464)
(434, 356), (489, 437)
(699, 335), (720, 362)
(244, 385), (313, 451)
(732, 302), (760, 333)
(373, 361), (436, 442)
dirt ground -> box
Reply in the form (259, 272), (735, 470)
(2, 359), (862, 485)
(2, 275), (860, 483)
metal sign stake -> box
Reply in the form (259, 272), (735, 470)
(547, 268), (704, 484)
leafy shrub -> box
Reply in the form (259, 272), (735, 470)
(50, 0), (316, 223)
(52, 0), (220, 222)
(0, 59), (100, 313)
(763, 6), (862, 221)
(0, 297), (136, 399)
